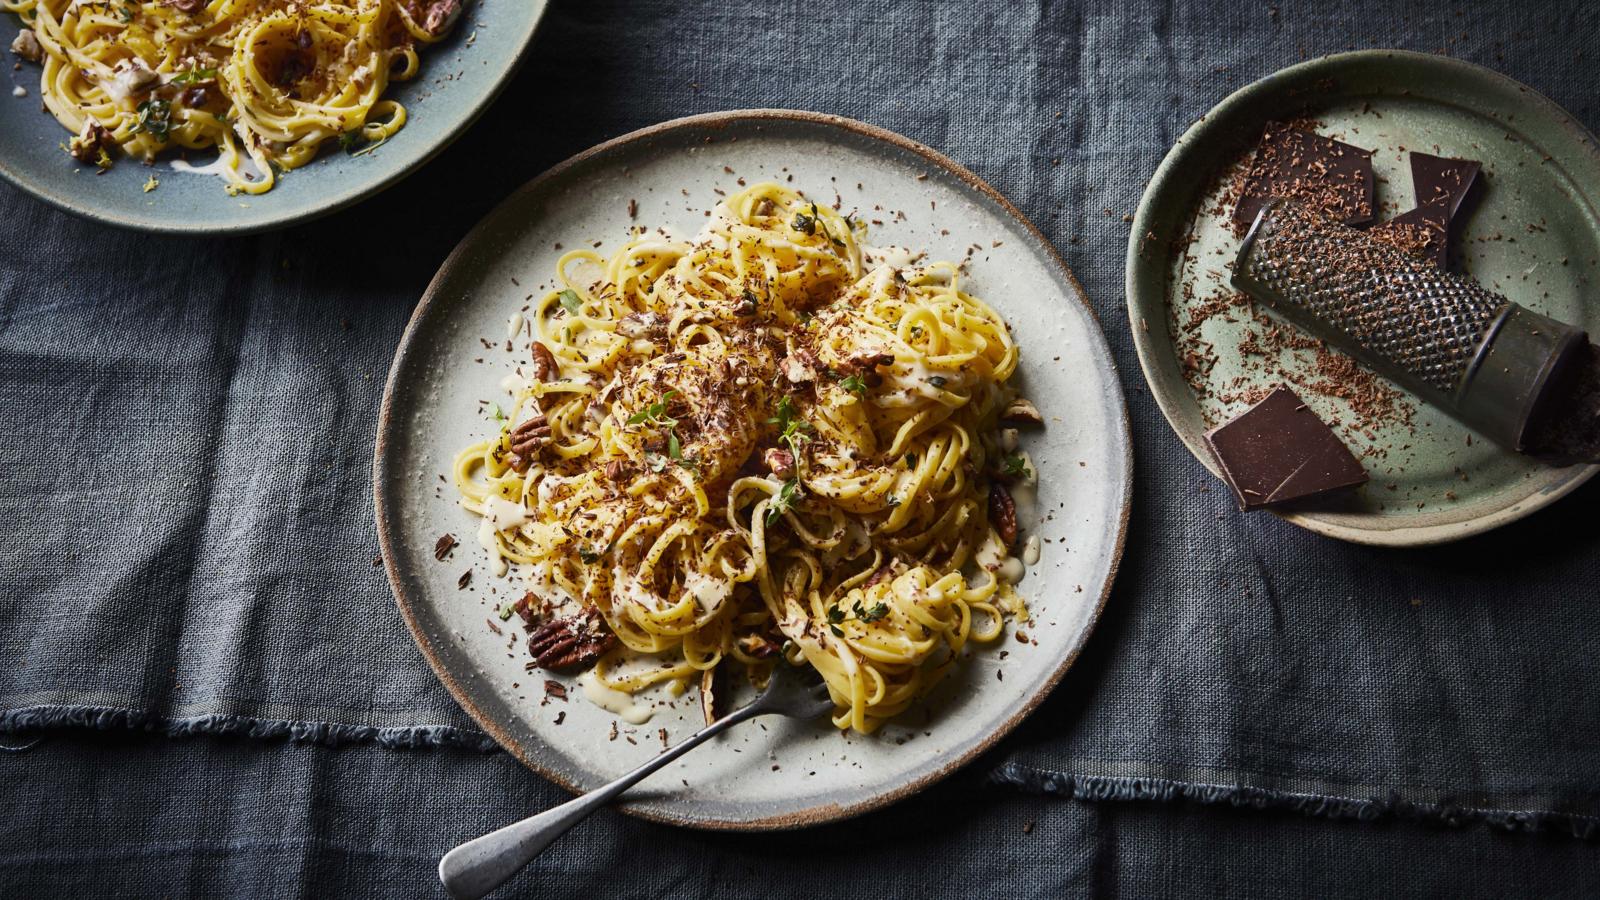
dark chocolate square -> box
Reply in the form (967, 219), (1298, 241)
(1410, 152), (1481, 219)
(1205, 386), (1369, 511)
(1369, 153), (1482, 271)
(1370, 199), (1451, 268)
(1233, 122), (1376, 231)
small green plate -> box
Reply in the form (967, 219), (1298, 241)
(1127, 50), (1600, 546)
(0, 1), (545, 235)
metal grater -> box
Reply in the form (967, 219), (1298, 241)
(1232, 199), (1587, 451)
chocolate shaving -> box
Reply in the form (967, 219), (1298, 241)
(433, 533), (457, 560)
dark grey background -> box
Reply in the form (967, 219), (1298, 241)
(3, 0), (1598, 895)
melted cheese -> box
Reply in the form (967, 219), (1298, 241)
(577, 670), (654, 725)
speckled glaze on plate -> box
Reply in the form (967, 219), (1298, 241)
(374, 110), (1132, 830)
(1127, 50), (1600, 546)
(0, 1), (545, 234)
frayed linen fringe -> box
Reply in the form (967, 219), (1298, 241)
(0, 705), (498, 753)
(989, 763), (1599, 840)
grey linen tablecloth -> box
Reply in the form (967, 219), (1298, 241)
(4, 1), (1600, 896)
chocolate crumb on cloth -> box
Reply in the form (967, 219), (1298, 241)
(1205, 385), (1369, 510)
(1231, 121), (1375, 232)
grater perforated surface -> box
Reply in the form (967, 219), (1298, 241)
(1236, 201), (1507, 395)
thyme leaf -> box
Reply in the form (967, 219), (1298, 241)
(765, 477), (800, 526)
(131, 99), (172, 142)
(171, 67), (217, 86)
(626, 390), (678, 427)
(1002, 454), (1030, 479)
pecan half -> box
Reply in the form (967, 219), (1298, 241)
(400, 0), (460, 34)
(762, 447), (794, 480)
(736, 634), (782, 659)
(514, 591), (541, 629)
(507, 412), (550, 472)
(863, 563), (895, 589)
(617, 311), (666, 342)
(780, 348), (819, 384)
(988, 482), (1018, 550)
(699, 665), (725, 726)
(420, 0), (462, 35)
(999, 397), (1044, 426)
(851, 350), (902, 389)
(530, 342), (557, 383)
(68, 121), (113, 165)
(854, 350), (896, 368)
(527, 608), (616, 671)
(9, 28), (43, 63)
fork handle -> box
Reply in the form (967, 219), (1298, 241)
(438, 703), (765, 900)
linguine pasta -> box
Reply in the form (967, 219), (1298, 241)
(3, 0), (464, 193)
(455, 183), (1042, 734)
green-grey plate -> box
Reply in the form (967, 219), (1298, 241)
(0, 1), (545, 234)
(1127, 50), (1600, 546)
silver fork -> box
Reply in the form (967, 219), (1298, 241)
(438, 663), (834, 899)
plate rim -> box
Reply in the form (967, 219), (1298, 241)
(373, 108), (1134, 830)
(1124, 48), (1600, 547)
(0, 0), (549, 236)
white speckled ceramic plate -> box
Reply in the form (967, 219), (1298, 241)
(1128, 51), (1600, 546)
(374, 110), (1131, 829)
(0, 1), (545, 234)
